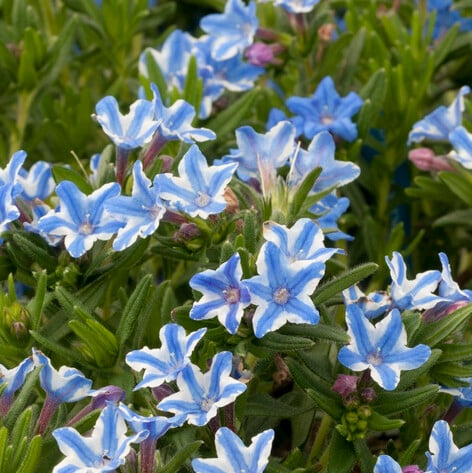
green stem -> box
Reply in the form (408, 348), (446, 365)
(10, 92), (33, 155)
(306, 414), (332, 467)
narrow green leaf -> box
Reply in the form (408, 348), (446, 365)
(437, 343), (472, 363)
(250, 332), (315, 352)
(242, 210), (258, 254)
(285, 357), (333, 397)
(28, 271), (47, 331)
(439, 171), (472, 207)
(399, 439), (422, 466)
(52, 166), (93, 194)
(328, 431), (356, 473)
(183, 55), (203, 112)
(353, 439), (374, 473)
(244, 393), (315, 418)
(16, 435), (42, 473)
(0, 427), (8, 473)
(368, 411), (405, 431)
(279, 323), (349, 343)
(11, 233), (57, 271)
(306, 389), (343, 420)
(159, 440), (202, 473)
(373, 385), (439, 415)
(434, 209), (472, 227)
(288, 167), (322, 220)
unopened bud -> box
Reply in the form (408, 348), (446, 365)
(402, 466), (423, 473)
(332, 374), (359, 399)
(408, 148), (454, 172)
(245, 42), (275, 66)
(360, 387), (377, 403)
(318, 23), (336, 42)
(152, 383), (174, 402)
(173, 223), (200, 243)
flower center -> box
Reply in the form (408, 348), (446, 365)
(200, 398), (214, 412)
(366, 349), (383, 366)
(321, 115), (334, 125)
(195, 192), (211, 207)
(273, 287), (290, 305)
(149, 203), (163, 219)
(223, 287), (240, 304)
(79, 222), (94, 235)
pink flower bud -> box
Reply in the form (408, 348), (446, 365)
(408, 148), (454, 172)
(332, 374), (359, 399)
(402, 465), (423, 473)
(245, 42), (275, 66)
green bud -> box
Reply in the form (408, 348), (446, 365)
(345, 412), (358, 424)
(357, 405), (372, 419)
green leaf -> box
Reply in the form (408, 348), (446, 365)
(373, 385), (439, 415)
(158, 440), (202, 473)
(142, 48), (168, 101)
(279, 323), (349, 343)
(116, 274), (153, 347)
(357, 68), (387, 136)
(28, 271), (47, 331)
(55, 286), (94, 322)
(399, 439), (422, 466)
(0, 427), (7, 473)
(307, 389), (343, 420)
(288, 167), (322, 221)
(353, 439), (374, 473)
(368, 411), (405, 431)
(439, 171), (472, 207)
(434, 209), (472, 227)
(437, 343), (472, 363)
(183, 55), (203, 113)
(244, 393), (315, 418)
(242, 210), (258, 254)
(433, 23), (459, 67)
(249, 332), (315, 353)
(285, 357), (334, 398)
(328, 431), (356, 473)
(16, 435), (41, 473)
(52, 166), (93, 194)
(18, 29), (39, 89)
(11, 233), (57, 272)
(414, 304), (472, 347)
(313, 263), (378, 305)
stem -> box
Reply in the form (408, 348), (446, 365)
(443, 401), (462, 423)
(140, 437), (157, 473)
(36, 395), (59, 435)
(67, 404), (93, 426)
(306, 415), (332, 467)
(116, 147), (130, 185)
(142, 133), (167, 170)
(0, 393), (13, 417)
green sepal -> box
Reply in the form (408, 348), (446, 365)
(414, 304), (472, 346)
(313, 263), (378, 305)
(158, 440), (202, 473)
(373, 385), (439, 416)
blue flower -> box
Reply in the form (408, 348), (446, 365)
(245, 241), (324, 338)
(266, 108), (304, 137)
(426, 0), (472, 40)
(311, 193), (353, 241)
(18, 161), (55, 201)
(449, 126), (472, 169)
(191, 427), (274, 473)
(0, 183), (21, 239)
(342, 285), (390, 319)
(221, 121), (296, 189)
(200, 0), (258, 60)
(262, 218), (342, 264)
(190, 253), (251, 334)
(157, 351), (247, 426)
(0, 356), (35, 415)
(104, 161), (166, 251)
(156, 145), (237, 218)
(33, 348), (92, 403)
(273, 0), (320, 13)
(151, 84), (216, 143)
(408, 86), (470, 145)
(24, 203), (62, 246)
(0, 150), (27, 197)
(286, 76), (363, 141)
(438, 252), (472, 303)
(126, 323), (207, 390)
(52, 404), (147, 473)
(439, 378), (472, 407)
(425, 420), (472, 473)
(289, 131), (360, 192)
(94, 96), (160, 150)
(374, 455), (403, 473)
(37, 181), (122, 258)
(386, 251), (444, 311)
(338, 306), (431, 391)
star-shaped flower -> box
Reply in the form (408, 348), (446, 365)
(126, 323), (207, 390)
(157, 351), (247, 426)
(408, 86), (470, 144)
(439, 378), (472, 407)
(94, 96), (161, 150)
(342, 285), (390, 319)
(262, 218), (342, 264)
(105, 161), (166, 251)
(0, 183), (21, 239)
(449, 126), (472, 169)
(286, 76), (363, 141)
(18, 161), (55, 201)
(37, 181), (123, 258)
(273, 0), (320, 13)
(156, 145), (237, 218)
(52, 404), (147, 473)
(311, 193), (353, 241)
(338, 306), (431, 391)
(245, 241), (324, 338)
(0, 150), (26, 197)
(191, 427), (274, 473)
(425, 420), (472, 473)
(386, 251), (444, 311)
(200, 0), (258, 60)
(190, 253), (251, 334)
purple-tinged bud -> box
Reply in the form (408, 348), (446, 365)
(402, 465), (423, 473)
(408, 148), (454, 172)
(90, 385), (126, 409)
(159, 155), (173, 173)
(332, 374), (359, 399)
(162, 210), (188, 225)
(151, 383), (174, 403)
(360, 387), (377, 403)
(245, 42), (275, 66)
(11, 321), (27, 339)
(173, 223), (200, 243)
(423, 300), (470, 322)
(318, 23), (336, 42)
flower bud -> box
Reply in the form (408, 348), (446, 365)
(360, 387), (377, 403)
(408, 148), (454, 172)
(402, 466), (423, 473)
(332, 374), (359, 399)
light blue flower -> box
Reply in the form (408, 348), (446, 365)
(449, 126), (472, 169)
(0, 183), (21, 238)
(245, 241), (324, 338)
(408, 86), (470, 145)
(438, 252), (472, 303)
(151, 84), (216, 143)
(94, 96), (161, 150)
(425, 420), (472, 473)
(273, 0), (320, 13)
(0, 150), (26, 197)
(18, 161), (55, 201)
(342, 285), (391, 319)
(37, 181), (122, 258)
(221, 121), (296, 189)
(338, 306), (431, 391)
(266, 108), (304, 137)
(426, 0), (472, 40)
(0, 356), (35, 415)
(104, 161), (166, 251)
(386, 251), (444, 311)
(156, 145), (237, 218)
(311, 193), (353, 241)
(191, 427), (274, 473)
(374, 455), (403, 473)
(200, 0), (258, 60)
(52, 404), (147, 473)
(24, 203), (62, 246)
(262, 218), (342, 264)
(157, 351), (247, 426)
(190, 253), (251, 335)
(289, 131), (360, 192)
(126, 323), (207, 390)
(33, 348), (92, 403)
(439, 378), (472, 407)
(286, 76), (363, 141)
